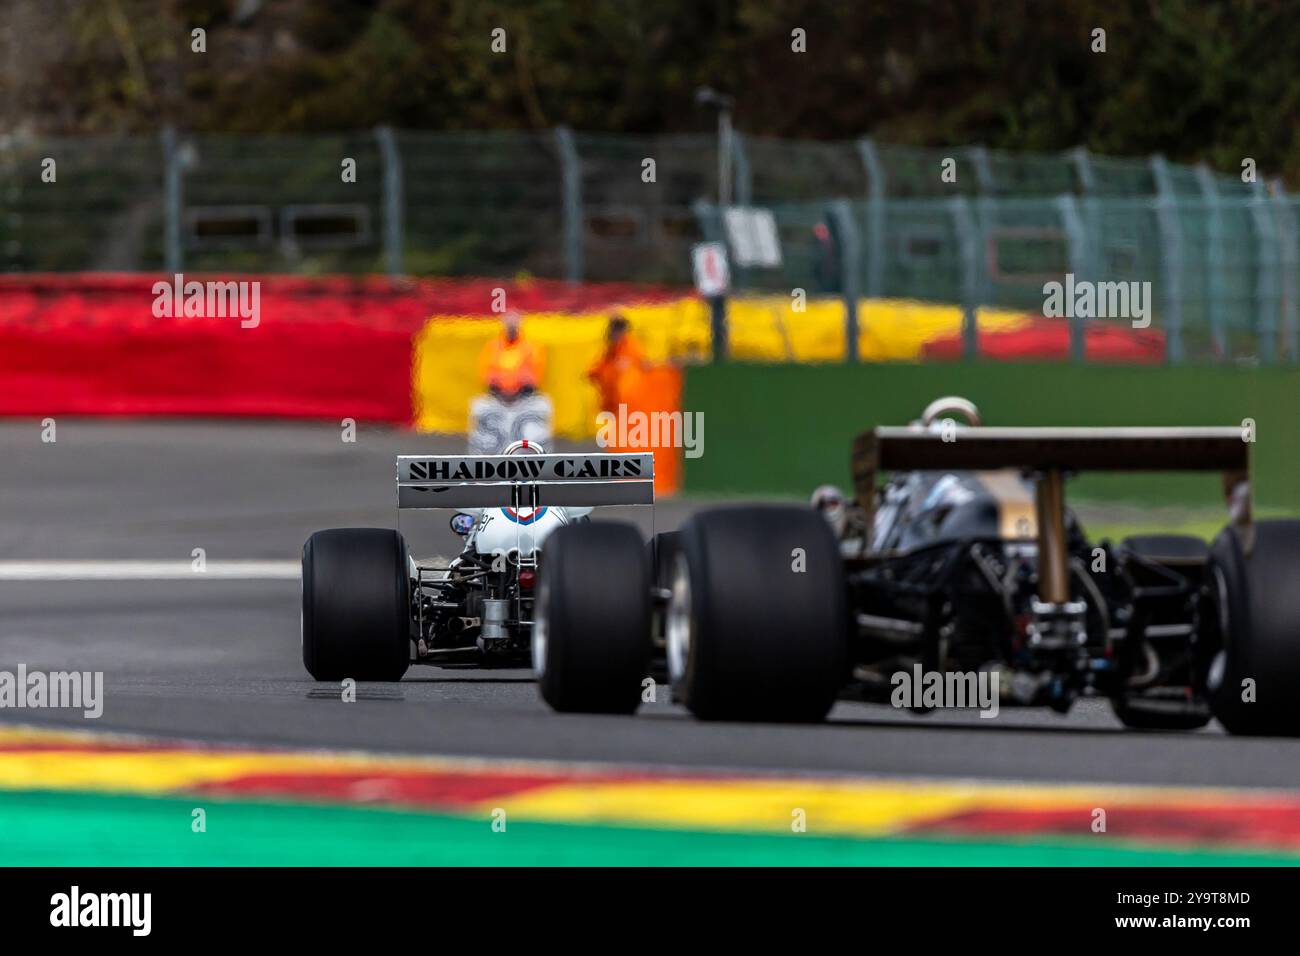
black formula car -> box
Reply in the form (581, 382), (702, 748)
(536, 397), (1300, 736)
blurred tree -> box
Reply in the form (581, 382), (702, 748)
(3, 0), (1297, 184)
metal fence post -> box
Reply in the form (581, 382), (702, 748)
(1195, 162), (1227, 358)
(826, 199), (860, 363)
(1271, 180), (1299, 363)
(725, 132), (754, 289)
(973, 195), (999, 308)
(1248, 180), (1279, 364)
(855, 137), (885, 298)
(967, 145), (995, 194)
(553, 126), (584, 283)
(949, 196), (980, 360)
(374, 126), (403, 277)
(732, 131), (752, 208)
(691, 200), (727, 362)
(1150, 155), (1185, 364)
(161, 126), (183, 274)
(1071, 146), (1095, 195)
(1071, 147), (1101, 289)
(1057, 194), (1088, 363)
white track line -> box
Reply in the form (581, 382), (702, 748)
(0, 560), (300, 581)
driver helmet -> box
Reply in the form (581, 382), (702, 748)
(810, 484), (848, 537)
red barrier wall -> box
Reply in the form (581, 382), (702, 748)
(921, 317), (1166, 363)
(0, 274), (679, 422)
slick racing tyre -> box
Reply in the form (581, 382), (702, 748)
(1112, 693), (1212, 731)
(648, 531), (681, 591)
(669, 505), (848, 722)
(534, 521), (651, 714)
(1206, 520), (1300, 736)
(302, 528), (411, 682)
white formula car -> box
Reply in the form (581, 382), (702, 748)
(301, 441), (655, 699)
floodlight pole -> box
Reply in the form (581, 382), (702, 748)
(695, 87), (735, 365)
(718, 106), (733, 210)
(713, 107), (731, 364)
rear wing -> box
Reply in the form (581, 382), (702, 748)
(850, 425), (1250, 597)
(397, 453), (654, 509)
(853, 426), (1248, 481)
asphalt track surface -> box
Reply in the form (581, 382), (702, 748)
(2, 420), (1299, 789)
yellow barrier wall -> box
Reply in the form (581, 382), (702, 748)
(413, 313), (624, 438)
(412, 298), (1029, 437)
(413, 302), (709, 438)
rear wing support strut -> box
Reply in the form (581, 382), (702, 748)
(1034, 468), (1070, 603)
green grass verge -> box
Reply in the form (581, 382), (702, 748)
(1, 790), (1296, 866)
(682, 362), (1300, 509)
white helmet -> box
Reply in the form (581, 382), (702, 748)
(811, 484), (847, 537)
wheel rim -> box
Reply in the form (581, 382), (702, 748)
(666, 552), (692, 686)
(532, 576), (550, 679)
(1207, 564), (1232, 694)
(1213, 564), (1232, 645)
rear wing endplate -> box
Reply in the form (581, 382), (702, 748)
(397, 453), (654, 509)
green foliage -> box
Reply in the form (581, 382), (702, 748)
(8, 1), (1299, 183)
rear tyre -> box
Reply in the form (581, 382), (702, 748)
(669, 505), (848, 722)
(648, 531), (682, 591)
(1112, 695), (1212, 731)
(1206, 520), (1300, 736)
(302, 528), (411, 682)
(535, 522), (651, 714)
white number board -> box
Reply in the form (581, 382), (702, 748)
(723, 206), (783, 268)
(692, 241), (730, 297)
